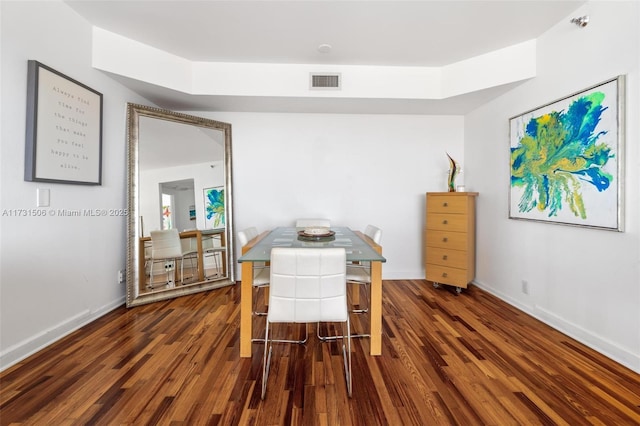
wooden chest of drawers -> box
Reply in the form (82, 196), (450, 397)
(424, 192), (478, 293)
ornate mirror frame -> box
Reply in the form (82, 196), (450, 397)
(125, 103), (235, 307)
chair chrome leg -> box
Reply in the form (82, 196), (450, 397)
(261, 323), (272, 399)
(253, 285), (268, 316)
(349, 282), (370, 313)
(317, 321), (369, 341)
(213, 251), (220, 275)
(317, 330), (369, 340)
(318, 283), (371, 340)
(343, 317), (352, 397)
(253, 323), (309, 344)
(180, 256), (197, 284)
(204, 251), (221, 280)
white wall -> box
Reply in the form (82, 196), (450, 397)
(0, 1), (149, 369)
(465, 1), (640, 372)
(198, 112), (464, 279)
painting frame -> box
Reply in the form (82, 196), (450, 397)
(25, 60), (103, 185)
(203, 186), (225, 229)
(509, 76), (625, 232)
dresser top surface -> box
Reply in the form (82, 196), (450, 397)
(427, 192), (478, 197)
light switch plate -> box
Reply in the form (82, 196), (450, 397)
(37, 188), (50, 207)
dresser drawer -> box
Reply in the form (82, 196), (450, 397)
(426, 247), (467, 269)
(425, 230), (467, 250)
(427, 195), (468, 214)
(425, 264), (470, 288)
(426, 213), (468, 232)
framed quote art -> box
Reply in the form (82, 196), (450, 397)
(25, 60), (103, 185)
(509, 76), (625, 231)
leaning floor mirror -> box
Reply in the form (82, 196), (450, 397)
(125, 103), (235, 307)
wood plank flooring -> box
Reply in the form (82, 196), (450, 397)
(1, 280), (639, 425)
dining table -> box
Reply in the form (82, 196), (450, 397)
(238, 226), (386, 357)
(139, 228), (226, 288)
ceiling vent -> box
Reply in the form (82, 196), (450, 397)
(310, 73), (341, 90)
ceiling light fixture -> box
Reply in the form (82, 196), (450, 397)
(317, 44), (332, 54)
(570, 15), (589, 28)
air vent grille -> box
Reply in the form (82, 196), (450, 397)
(310, 73), (341, 90)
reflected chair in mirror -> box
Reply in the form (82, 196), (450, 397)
(143, 240), (153, 279)
(202, 234), (226, 280)
(179, 237), (200, 282)
(318, 224), (382, 341)
(261, 247), (352, 399)
(295, 218), (331, 228)
(149, 229), (198, 289)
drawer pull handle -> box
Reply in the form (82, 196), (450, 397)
(442, 272), (448, 277)
(443, 237), (448, 242)
(443, 220), (448, 225)
(443, 202), (448, 207)
(442, 255), (448, 260)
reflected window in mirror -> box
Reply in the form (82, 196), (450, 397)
(161, 192), (173, 230)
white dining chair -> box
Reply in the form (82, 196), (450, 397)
(149, 229), (198, 288)
(239, 228), (309, 345)
(238, 226), (259, 246)
(202, 234), (226, 279)
(295, 218), (331, 228)
(179, 237), (200, 281)
(143, 239), (153, 278)
(318, 224), (382, 341)
(261, 247), (352, 399)
(238, 228), (270, 314)
(346, 224), (382, 313)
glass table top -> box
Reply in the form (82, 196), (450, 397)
(238, 227), (386, 263)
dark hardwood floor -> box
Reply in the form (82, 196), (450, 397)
(1, 280), (639, 425)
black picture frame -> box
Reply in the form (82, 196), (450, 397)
(25, 60), (103, 185)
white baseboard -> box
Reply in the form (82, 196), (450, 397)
(0, 297), (125, 372)
(382, 270), (425, 280)
(472, 280), (640, 374)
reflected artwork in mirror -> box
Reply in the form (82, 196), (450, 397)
(126, 103), (235, 307)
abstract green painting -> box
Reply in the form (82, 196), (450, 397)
(204, 186), (225, 229)
(509, 76), (624, 231)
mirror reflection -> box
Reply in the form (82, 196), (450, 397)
(158, 179), (195, 231)
(126, 104), (235, 307)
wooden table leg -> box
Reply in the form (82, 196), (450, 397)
(370, 260), (382, 355)
(196, 232), (205, 281)
(240, 261), (254, 357)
